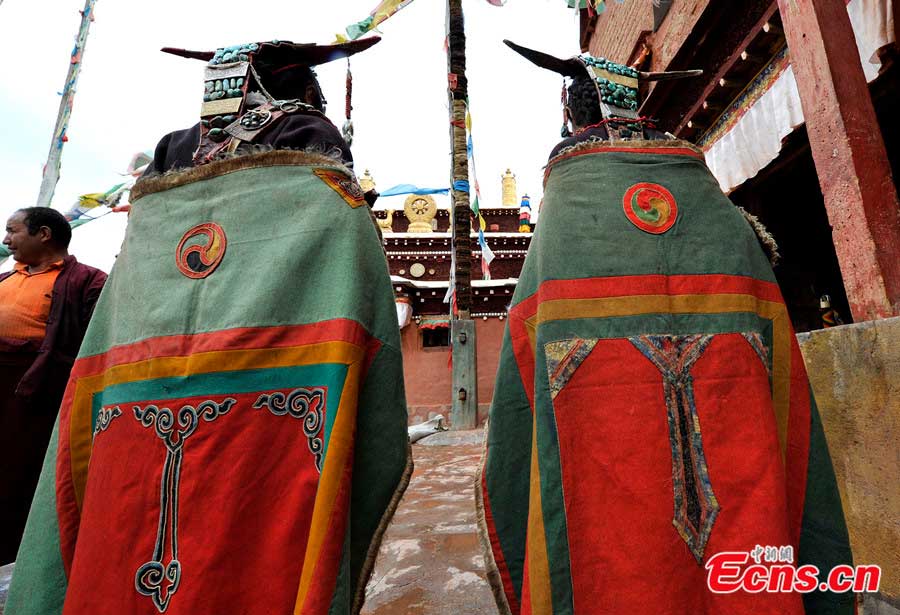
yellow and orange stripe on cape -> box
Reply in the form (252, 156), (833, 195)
(55, 319), (381, 579)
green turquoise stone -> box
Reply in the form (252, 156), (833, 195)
(207, 128), (226, 142)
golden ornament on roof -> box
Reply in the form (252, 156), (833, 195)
(377, 209), (394, 232)
(404, 195), (437, 233)
(359, 169), (376, 193)
(502, 168), (517, 207)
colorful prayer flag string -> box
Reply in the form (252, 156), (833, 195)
(339, 0), (415, 41)
(339, 0), (505, 42)
(57, 150), (149, 227)
(464, 103), (495, 280)
(565, 0), (627, 13)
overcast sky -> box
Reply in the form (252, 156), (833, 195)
(0, 0), (578, 272)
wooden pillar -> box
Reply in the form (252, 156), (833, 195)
(447, 0), (478, 429)
(38, 0), (98, 207)
(778, 0), (900, 321)
(451, 319), (478, 429)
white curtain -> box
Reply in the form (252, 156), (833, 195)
(396, 299), (413, 329)
(704, 0), (894, 193)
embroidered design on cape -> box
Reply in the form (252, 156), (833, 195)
(544, 338), (599, 399)
(93, 405), (122, 437)
(253, 387), (326, 472)
(314, 169), (366, 208)
(742, 332), (772, 377)
(175, 222), (227, 279)
(629, 334), (719, 564)
(132, 397), (236, 612)
(94, 388), (330, 612)
(623, 182), (678, 234)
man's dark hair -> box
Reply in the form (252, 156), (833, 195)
(567, 76), (603, 129)
(255, 63), (326, 111)
(18, 207), (72, 249)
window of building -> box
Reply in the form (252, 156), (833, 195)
(422, 327), (450, 348)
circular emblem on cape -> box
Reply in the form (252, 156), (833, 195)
(176, 223), (227, 279)
(623, 183), (678, 234)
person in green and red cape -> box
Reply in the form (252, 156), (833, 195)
(477, 40), (854, 615)
(7, 38), (408, 615)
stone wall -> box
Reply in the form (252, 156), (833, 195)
(797, 317), (900, 608)
(587, 0), (709, 71)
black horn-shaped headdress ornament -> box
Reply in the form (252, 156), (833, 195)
(504, 40), (701, 137)
(161, 37), (380, 165)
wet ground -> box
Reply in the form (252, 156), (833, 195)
(0, 563), (13, 615)
(361, 429), (497, 615)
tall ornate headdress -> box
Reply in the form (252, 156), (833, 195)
(504, 40), (701, 139)
(161, 38), (380, 165)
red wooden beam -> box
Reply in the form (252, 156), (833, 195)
(778, 0), (900, 320)
(671, 1), (779, 135)
(579, 8), (599, 53)
(641, 0), (777, 133)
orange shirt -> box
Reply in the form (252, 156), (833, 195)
(0, 261), (64, 342)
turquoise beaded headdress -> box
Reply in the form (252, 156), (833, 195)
(580, 54), (640, 118)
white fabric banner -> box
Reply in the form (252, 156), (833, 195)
(396, 299), (413, 329)
(704, 0), (895, 193)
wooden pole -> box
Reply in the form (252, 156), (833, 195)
(37, 0), (98, 208)
(447, 0), (478, 430)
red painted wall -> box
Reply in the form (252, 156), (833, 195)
(400, 323), (453, 425)
(474, 318), (506, 424)
(400, 318), (507, 426)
